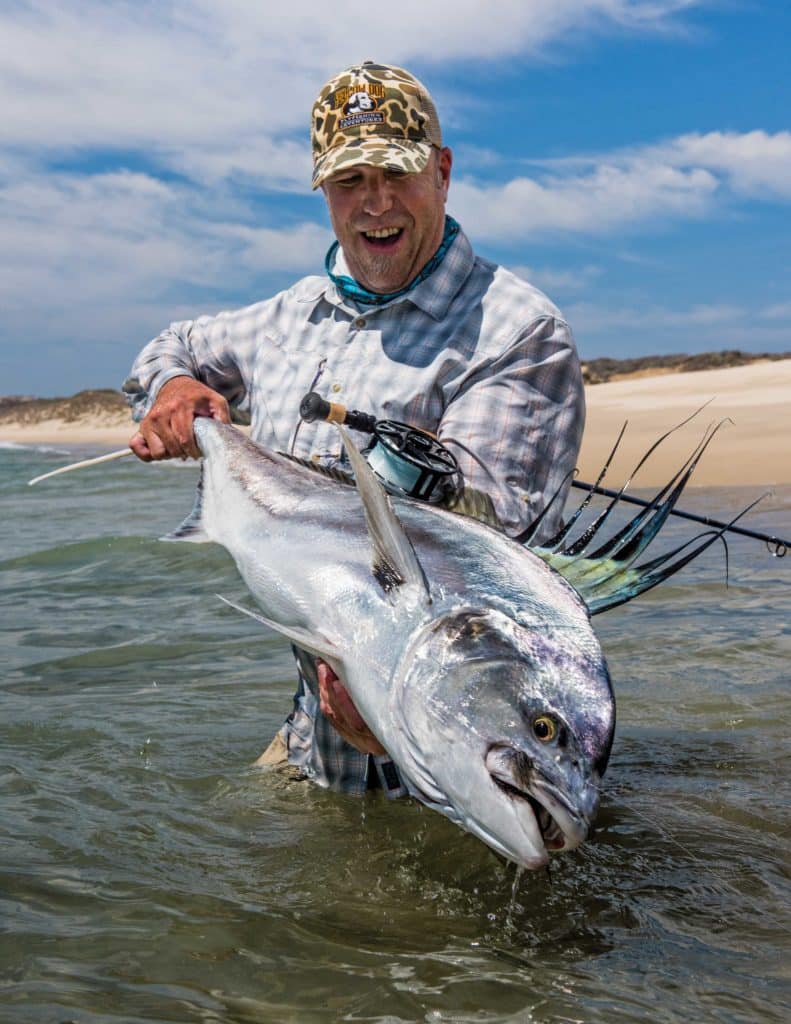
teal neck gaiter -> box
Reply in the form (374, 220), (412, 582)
(324, 216), (460, 307)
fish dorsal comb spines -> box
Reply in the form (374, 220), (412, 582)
(443, 486), (504, 530)
(277, 451), (355, 487)
(527, 414), (751, 614)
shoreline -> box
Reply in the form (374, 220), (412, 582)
(3, 360), (790, 488)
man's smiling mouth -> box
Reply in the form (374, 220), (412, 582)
(362, 227), (403, 247)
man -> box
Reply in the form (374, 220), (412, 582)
(124, 60), (585, 797)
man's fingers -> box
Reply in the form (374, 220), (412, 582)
(144, 403), (194, 459)
(129, 431), (153, 462)
(316, 660), (386, 755)
(327, 675), (367, 731)
(170, 405), (202, 459)
(133, 424), (172, 461)
(208, 394), (232, 424)
(133, 377), (230, 461)
(317, 664), (343, 721)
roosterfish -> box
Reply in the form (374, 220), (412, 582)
(170, 418), (619, 870)
(30, 408), (743, 869)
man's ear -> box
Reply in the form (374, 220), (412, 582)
(436, 147), (452, 194)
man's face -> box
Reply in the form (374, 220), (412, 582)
(321, 147), (452, 295)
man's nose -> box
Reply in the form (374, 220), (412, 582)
(361, 176), (394, 216)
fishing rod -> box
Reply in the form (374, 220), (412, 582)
(26, 400), (790, 557)
(570, 481), (787, 557)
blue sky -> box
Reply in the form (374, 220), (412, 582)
(1, 1), (789, 396)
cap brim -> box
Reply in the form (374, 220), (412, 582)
(312, 138), (434, 189)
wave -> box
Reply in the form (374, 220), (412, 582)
(0, 440), (71, 454)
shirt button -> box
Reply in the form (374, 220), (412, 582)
(331, 382), (342, 394)
(354, 317), (366, 328)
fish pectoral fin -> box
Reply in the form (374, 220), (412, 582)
(216, 595), (340, 662)
(337, 424), (431, 605)
(160, 521), (210, 543)
(161, 465), (210, 543)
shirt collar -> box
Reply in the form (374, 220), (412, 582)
(403, 227), (475, 320)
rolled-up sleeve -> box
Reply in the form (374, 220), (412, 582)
(122, 308), (262, 423)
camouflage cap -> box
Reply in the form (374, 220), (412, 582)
(311, 61), (442, 189)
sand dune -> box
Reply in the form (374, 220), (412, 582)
(2, 360), (789, 487)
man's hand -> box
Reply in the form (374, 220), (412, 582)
(317, 659), (386, 756)
(129, 376), (231, 461)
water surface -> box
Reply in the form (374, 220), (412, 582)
(1, 443), (789, 1023)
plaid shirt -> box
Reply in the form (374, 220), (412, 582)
(124, 227), (585, 797)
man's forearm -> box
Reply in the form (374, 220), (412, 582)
(123, 321), (204, 422)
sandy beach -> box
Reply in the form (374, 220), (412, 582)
(576, 359), (790, 487)
(2, 359), (789, 487)
(0, 419), (137, 449)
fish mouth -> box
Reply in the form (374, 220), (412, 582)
(485, 743), (590, 853)
(489, 773), (567, 852)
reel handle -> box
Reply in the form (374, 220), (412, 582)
(299, 391), (377, 434)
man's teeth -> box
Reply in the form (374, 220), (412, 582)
(364, 228), (401, 239)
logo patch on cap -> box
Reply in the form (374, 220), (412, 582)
(333, 83), (385, 130)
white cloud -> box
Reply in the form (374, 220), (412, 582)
(655, 131), (791, 199)
(0, 1), (704, 186)
(761, 302), (791, 321)
(568, 301), (744, 333)
(450, 162), (718, 239)
(0, 154), (333, 390)
(449, 129), (791, 242)
(0, 165), (331, 342)
(511, 263), (604, 295)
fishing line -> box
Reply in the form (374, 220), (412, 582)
(609, 789), (748, 902)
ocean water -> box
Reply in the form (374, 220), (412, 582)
(1, 441), (789, 1024)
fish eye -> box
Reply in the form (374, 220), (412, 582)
(532, 715), (557, 742)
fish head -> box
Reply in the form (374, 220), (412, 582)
(391, 607), (615, 869)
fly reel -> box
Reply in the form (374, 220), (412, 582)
(299, 391), (462, 504)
